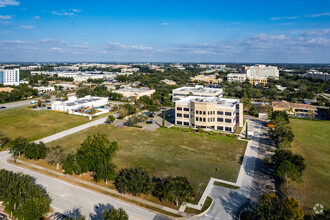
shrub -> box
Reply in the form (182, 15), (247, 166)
(170, 126), (181, 131)
(182, 128), (191, 132)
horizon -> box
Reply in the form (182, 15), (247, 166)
(0, 0), (330, 63)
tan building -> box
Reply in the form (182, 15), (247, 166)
(227, 73), (247, 83)
(172, 85), (223, 102)
(0, 87), (14, 92)
(249, 78), (267, 86)
(190, 74), (222, 85)
(161, 79), (176, 85)
(114, 87), (155, 99)
(175, 96), (243, 133)
(272, 100), (317, 116)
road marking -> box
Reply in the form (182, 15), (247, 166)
(205, 214), (220, 219)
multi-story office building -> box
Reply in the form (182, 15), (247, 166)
(249, 77), (267, 86)
(175, 96), (243, 133)
(189, 75), (222, 85)
(172, 85), (223, 102)
(0, 69), (20, 86)
(305, 71), (330, 81)
(227, 73), (247, 83)
(242, 64), (279, 80)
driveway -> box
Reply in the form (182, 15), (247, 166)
(195, 120), (275, 220)
(0, 151), (168, 220)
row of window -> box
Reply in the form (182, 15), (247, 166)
(177, 121), (189, 126)
(176, 107), (189, 111)
(176, 107), (234, 117)
(196, 117), (215, 122)
(217, 126), (232, 132)
(176, 123), (232, 132)
(176, 113), (189, 118)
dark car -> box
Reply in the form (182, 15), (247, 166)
(146, 120), (154, 124)
(0, 106), (6, 109)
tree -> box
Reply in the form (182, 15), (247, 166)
(154, 176), (195, 207)
(93, 159), (117, 184)
(46, 145), (66, 169)
(276, 160), (302, 187)
(76, 133), (118, 178)
(24, 142), (48, 160)
(107, 115), (116, 124)
(37, 99), (43, 107)
(8, 137), (28, 157)
(42, 93), (51, 101)
(162, 112), (165, 127)
(271, 111), (289, 125)
(269, 124), (294, 148)
(62, 153), (81, 175)
(147, 105), (159, 114)
(115, 167), (154, 196)
(103, 207), (128, 220)
(245, 123), (248, 139)
(0, 131), (10, 150)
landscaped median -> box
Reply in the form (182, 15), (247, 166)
(8, 124), (247, 215)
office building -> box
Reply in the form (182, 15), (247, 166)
(242, 64), (279, 80)
(189, 75), (222, 85)
(305, 71), (330, 81)
(227, 73), (247, 83)
(114, 87), (155, 99)
(272, 100), (317, 117)
(172, 85), (223, 102)
(175, 96), (243, 132)
(0, 69), (20, 86)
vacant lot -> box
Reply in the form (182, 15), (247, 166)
(47, 125), (247, 198)
(0, 107), (89, 141)
(289, 119), (330, 210)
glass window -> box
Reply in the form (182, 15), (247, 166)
(203, 118), (206, 122)
(184, 122), (189, 126)
(225, 112), (232, 116)
(225, 127), (232, 132)
(177, 113), (182, 117)
(177, 107), (182, 111)
(203, 111), (206, 115)
(177, 121), (182, 125)
(196, 110), (198, 114)
(217, 126), (223, 130)
(196, 117), (199, 121)
(184, 114), (189, 118)
(217, 118), (223, 122)
(184, 108), (189, 111)
(225, 119), (231, 123)
(217, 111), (223, 115)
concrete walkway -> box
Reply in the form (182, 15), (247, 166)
(35, 116), (108, 143)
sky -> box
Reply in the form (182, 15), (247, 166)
(0, 0), (330, 63)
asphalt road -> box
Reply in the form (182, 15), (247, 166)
(0, 98), (38, 111)
(196, 120), (274, 220)
(0, 151), (164, 220)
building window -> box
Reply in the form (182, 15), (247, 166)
(225, 112), (232, 116)
(217, 118), (223, 122)
(184, 108), (189, 111)
(184, 114), (189, 118)
(225, 119), (231, 123)
(217, 126), (223, 130)
(203, 118), (206, 122)
(177, 121), (182, 125)
(199, 111), (202, 114)
(177, 107), (182, 111)
(196, 110), (198, 114)
(203, 111), (206, 115)
(217, 111), (223, 115)
(213, 111), (215, 115)
(177, 113), (182, 117)
(208, 118), (210, 122)
(184, 122), (189, 126)
(225, 127), (232, 132)
(196, 117), (199, 121)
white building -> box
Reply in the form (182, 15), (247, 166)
(53, 84), (77, 90)
(33, 86), (55, 93)
(20, 66), (42, 70)
(54, 66), (80, 71)
(305, 71), (330, 81)
(175, 96), (243, 133)
(121, 68), (139, 75)
(242, 64), (279, 80)
(227, 73), (247, 83)
(51, 95), (108, 114)
(114, 87), (155, 99)
(0, 69), (20, 86)
(160, 79), (176, 85)
(172, 85), (223, 102)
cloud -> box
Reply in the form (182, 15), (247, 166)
(21, 25), (34, 29)
(40, 38), (66, 44)
(105, 42), (153, 52)
(131, 45), (153, 51)
(50, 47), (65, 52)
(33, 16), (40, 19)
(105, 42), (128, 50)
(271, 12), (330, 21)
(307, 12), (330, 18)
(161, 22), (169, 26)
(0, 0), (19, 7)
(51, 9), (81, 17)
(0, 15), (11, 19)
(71, 43), (89, 49)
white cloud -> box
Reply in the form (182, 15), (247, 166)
(51, 9), (81, 17)
(0, 15), (11, 19)
(50, 47), (65, 52)
(72, 9), (82, 13)
(161, 22), (169, 26)
(131, 45), (153, 51)
(72, 43), (89, 49)
(21, 25), (34, 29)
(0, 0), (19, 7)
(307, 12), (330, 18)
(271, 12), (330, 21)
(40, 38), (66, 44)
(33, 16), (40, 19)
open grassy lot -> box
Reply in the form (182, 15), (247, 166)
(47, 125), (247, 198)
(289, 119), (330, 210)
(0, 107), (90, 141)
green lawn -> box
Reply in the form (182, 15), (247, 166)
(0, 107), (90, 141)
(46, 125), (247, 198)
(289, 119), (330, 210)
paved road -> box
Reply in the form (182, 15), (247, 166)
(0, 98), (38, 111)
(195, 120), (274, 220)
(36, 116), (108, 143)
(0, 151), (166, 220)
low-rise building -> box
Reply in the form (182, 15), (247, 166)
(227, 73), (247, 83)
(33, 86), (55, 93)
(172, 85), (223, 102)
(175, 96), (243, 132)
(272, 100), (317, 116)
(305, 71), (330, 81)
(160, 79), (176, 85)
(54, 83), (77, 90)
(20, 65), (42, 70)
(249, 77), (267, 86)
(189, 75), (222, 85)
(114, 87), (155, 99)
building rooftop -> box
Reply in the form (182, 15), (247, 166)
(173, 85), (223, 94)
(116, 87), (154, 93)
(272, 100), (317, 110)
(177, 96), (239, 107)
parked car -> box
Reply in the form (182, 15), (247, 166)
(146, 120), (154, 124)
(0, 106), (6, 109)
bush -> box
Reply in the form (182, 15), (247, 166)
(115, 167), (154, 196)
(24, 142), (48, 160)
(208, 131), (217, 136)
(170, 126), (181, 131)
(226, 134), (237, 138)
(182, 128), (191, 132)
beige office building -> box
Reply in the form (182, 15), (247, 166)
(175, 96), (243, 133)
(227, 73), (247, 83)
(114, 87), (155, 99)
(172, 85), (223, 102)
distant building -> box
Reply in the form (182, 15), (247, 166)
(53, 84), (77, 90)
(114, 87), (155, 99)
(161, 79), (176, 85)
(120, 68), (139, 75)
(305, 71), (330, 81)
(189, 75), (222, 85)
(54, 66), (79, 71)
(172, 85), (223, 102)
(227, 73), (247, 83)
(175, 96), (243, 133)
(0, 69), (20, 86)
(242, 64), (279, 80)
(272, 100), (317, 117)
(198, 64), (226, 69)
(0, 87), (14, 92)
(249, 77), (267, 86)
(33, 86), (55, 93)
(20, 65), (42, 70)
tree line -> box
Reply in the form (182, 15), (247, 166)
(0, 85), (38, 103)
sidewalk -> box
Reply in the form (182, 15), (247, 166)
(10, 157), (186, 217)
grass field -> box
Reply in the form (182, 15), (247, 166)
(0, 107), (90, 141)
(46, 125), (247, 198)
(289, 119), (330, 210)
